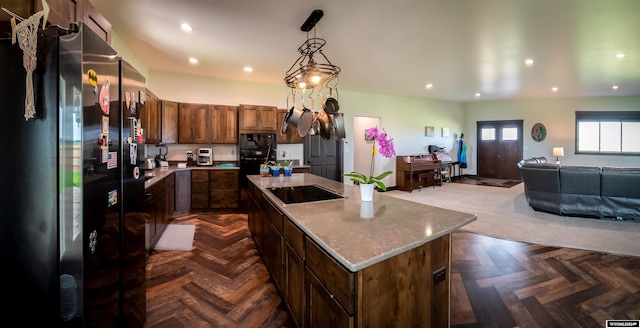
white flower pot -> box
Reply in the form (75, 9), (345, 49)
(360, 183), (375, 201)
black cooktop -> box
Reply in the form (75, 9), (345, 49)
(267, 185), (344, 204)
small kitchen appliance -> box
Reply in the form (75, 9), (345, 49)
(197, 148), (213, 166)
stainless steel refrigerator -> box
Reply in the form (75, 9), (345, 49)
(0, 22), (146, 326)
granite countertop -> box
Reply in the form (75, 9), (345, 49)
(248, 173), (477, 272)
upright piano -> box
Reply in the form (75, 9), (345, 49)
(395, 154), (442, 192)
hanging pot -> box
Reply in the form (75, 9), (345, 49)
(331, 112), (346, 139)
(307, 112), (319, 136)
(323, 87), (340, 114)
(318, 111), (331, 140)
(281, 106), (294, 135)
(288, 106), (313, 137)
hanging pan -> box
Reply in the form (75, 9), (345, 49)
(323, 86), (340, 114)
(281, 93), (294, 135)
(331, 112), (346, 140)
(287, 89), (313, 137)
(318, 111), (331, 140)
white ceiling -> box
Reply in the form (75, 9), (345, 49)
(89, 0), (640, 102)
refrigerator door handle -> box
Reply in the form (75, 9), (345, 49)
(89, 230), (97, 254)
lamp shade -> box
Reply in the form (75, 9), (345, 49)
(552, 147), (564, 157)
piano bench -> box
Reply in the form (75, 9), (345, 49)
(418, 172), (436, 191)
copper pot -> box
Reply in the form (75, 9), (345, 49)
(318, 111), (331, 140)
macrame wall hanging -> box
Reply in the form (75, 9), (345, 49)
(1, 1), (49, 121)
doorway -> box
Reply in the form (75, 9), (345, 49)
(476, 120), (523, 180)
(304, 135), (343, 181)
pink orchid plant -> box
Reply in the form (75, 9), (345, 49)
(343, 126), (396, 191)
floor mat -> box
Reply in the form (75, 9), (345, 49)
(154, 224), (196, 251)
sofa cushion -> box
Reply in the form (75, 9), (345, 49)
(518, 163), (561, 215)
(559, 166), (601, 217)
(600, 167), (640, 220)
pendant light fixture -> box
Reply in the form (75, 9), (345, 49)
(284, 10), (341, 89)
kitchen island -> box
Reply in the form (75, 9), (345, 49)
(247, 173), (476, 328)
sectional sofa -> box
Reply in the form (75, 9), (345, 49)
(517, 157), (640, 221)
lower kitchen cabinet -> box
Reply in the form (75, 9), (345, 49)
(284, 219), (305, 328)
(306, 269), (353, 328)
(249, 182), (451, 328)
(191, 169), (239, 209)
(191, 170), (209, 209)
(209, 170), (239, 209)
(164, 172), (175, 221)
(174, 170), (191, 216)
(145, 178), (165, 255)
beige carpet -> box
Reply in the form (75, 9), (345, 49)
(386, 183), (640, 257)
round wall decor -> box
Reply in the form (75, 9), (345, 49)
(531, 123), (547, 142)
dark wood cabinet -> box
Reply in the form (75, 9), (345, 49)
(191, 169), (239, 209)
(1, 0), (111, 43)
(209, 170), (239, 209)
(81, 0), (111, 43)
(161, 100), (178, 144)
(247, 183), (264, 251)
(262, 196), (284, 291)
(191, 170), (209, 209)
(142, 89), (161, 144)
(164, 172), (175, 221)
(248, 183), (452, 328)
(174, 170), (191, 215)
(178, 103), (238, 144)
(306, 269), (353, 328)
(284, 218), (305, 328)
(239, 104), (277, 133)
(211, 105), (238, 144)
(145, 178), (165, 253)
(277, 108), (304, 144)
(179, 103), (210, 144)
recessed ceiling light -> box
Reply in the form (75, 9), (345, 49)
(612, 85), (619, 90)
(425, 83), (433, 90)
(525, 59), (534, 66)
(616, 53), (625, 58)
(551, 86), (558, 92)
(189, 57), (198, 64)
(244, 66), (253, 73)
(181, 23), (192, 32)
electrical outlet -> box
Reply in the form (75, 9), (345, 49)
(433, 266), (446, 285)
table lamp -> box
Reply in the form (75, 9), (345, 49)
(552, 147), (564, 164)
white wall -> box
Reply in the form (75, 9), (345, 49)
(463, 96), (640, 174)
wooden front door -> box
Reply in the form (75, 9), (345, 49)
(304, 135), (343, 181)
(477, 120), (523, 180)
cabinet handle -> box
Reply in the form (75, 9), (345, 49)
(88, 230), (97, 254)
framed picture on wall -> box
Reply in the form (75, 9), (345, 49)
(425, 126), (435, 137)
(442, 127), (450, 137)
(365, 129), (374, 141)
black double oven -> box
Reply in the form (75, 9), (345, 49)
(239, 133), (277, 188)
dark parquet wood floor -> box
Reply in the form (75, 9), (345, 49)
(145, 211), (640, 328)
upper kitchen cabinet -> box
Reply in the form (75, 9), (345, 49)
(239, 104), (277, 134)
(210, 105), (238, 144)
(178, 103), (210, 144)
(141, 89), (161, 144)
(161, 100), (178, 144)
(81, 0), (111, 43)
(178, 103), (238, 144)
(0, 0), (111, 43)
(277, 108), (304, 144)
